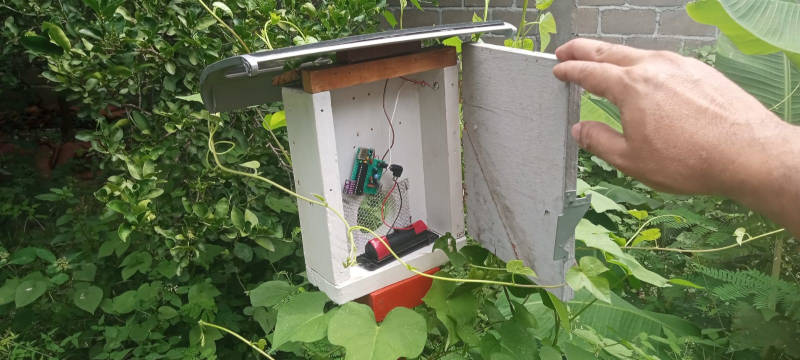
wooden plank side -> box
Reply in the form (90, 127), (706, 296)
(418, 65), (465, 238)
(462, 42), (574, 300)
(283, 88), (350, 285)
(302, 47), (457, 94)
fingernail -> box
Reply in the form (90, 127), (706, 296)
(571, 123), (582, 143)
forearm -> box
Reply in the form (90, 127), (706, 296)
(725, 120), (800, 235)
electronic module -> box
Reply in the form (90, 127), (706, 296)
(343, 147), (387, 195)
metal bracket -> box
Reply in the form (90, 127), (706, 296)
(553, 191), (591, 261)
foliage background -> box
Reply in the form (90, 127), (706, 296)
(1, 0), (799, 359)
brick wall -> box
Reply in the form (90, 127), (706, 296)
(388, 0), (717, 52)
(576, 0), (717, 52)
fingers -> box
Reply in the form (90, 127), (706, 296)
(571, 121), (628, 167)
(555, 38), (648, 66)
(553, 61), (627, 103)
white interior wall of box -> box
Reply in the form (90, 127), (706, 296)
(283, 65), (465, 304)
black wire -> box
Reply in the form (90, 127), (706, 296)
(387, 178), (403, 236)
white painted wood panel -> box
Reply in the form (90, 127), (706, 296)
(462, 42), (577, 299)
(283, 88), (350, 285)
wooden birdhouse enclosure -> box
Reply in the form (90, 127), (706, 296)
(200, 21), (588, 304)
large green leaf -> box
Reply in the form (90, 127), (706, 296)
(73, 285), (103, 314)
(527, 290), (699, 340)
(249, 280), (294, 308)
(15, 272), (50, 308)
(575, 220), (669, 287)
(272, 291), (331, 349)
(687, 0), (800, 66)
(566, 257), (611, 303)
(715, 36), (800, 123)
(328, 303), (427, 360)
(580, 94), (622, 132)
(422, 276), (480, 347)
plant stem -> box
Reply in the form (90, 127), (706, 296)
(516, 0), (529, 43)
(198, 320), (275, 360)
(468, 264), (506, 271)
(625, 215), (684, 247)
(196, 0), (251, 53)
(624, 228), (785, 253)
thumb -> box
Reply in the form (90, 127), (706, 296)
(571, 121), (627, 166)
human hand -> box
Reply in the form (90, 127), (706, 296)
(552, 38), (791, 198)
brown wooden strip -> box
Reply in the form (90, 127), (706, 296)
(336, 41), (422, 64)
(302, 46), (457, 94)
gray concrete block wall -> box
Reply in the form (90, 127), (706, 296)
(387, 0), (717, 53)
(386, 0), (574, 49)
(577, 0), (717, 52)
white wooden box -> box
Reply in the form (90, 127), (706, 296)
(200, 22), (588, 303)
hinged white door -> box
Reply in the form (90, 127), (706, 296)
(461, 42), (587, 300)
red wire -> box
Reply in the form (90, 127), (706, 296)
(380, 180), (414, 231)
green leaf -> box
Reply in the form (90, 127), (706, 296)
(687, 0), (800, 65)
(585, 189), (626, 213)
(422, 276), (479, 347)
(715, 36), (800, 123)
(118, 223), (132, 242)
(268, 110), (287, 130)
(35, 248), (56, 263)
(212, 1), (233, 17)
(575, 220), (670, 287)
(50, 273), (69, 285)
(442, 36), (463, 53)
(0, 278), (20, 305)
(632, 228), (661, 246)
(668, 278), (705, 289)
(409, 0), (423, 11)
(540, 290), (570, 331)
(249, 281), (295, 308)
(432, 236), (467, 268)
(580, 94), (623, 132)
(120, 251), (152, 280)
(73, 264), (97, 282)
(254, 237), (275, 251)
(535, 0), (554, 10)
(240, 160), (260, 169)
(233, 242), (253, 262)
(188, 281), (221, 310)
(131, 111), (151, 135)
(158, 305), (179, 320)
(538, 12), (556, 52)
(177, 93), (204, 103)
(734, 227), (746, 245)
(20, 34), (64, 55)
(537, 290), (700, 339)
(165, 62), (176, 75)
(112, 290), (137, 314)
(539, 345), (562, 360)
(328, 303), (427, 360)
(272, 292), (330, 349)
(41, 22), (71, 51)
(244, 208), (259, 228)
(506, 259), (537, 278)
(382, 10), (398, 28)
(8, 247), (38, 265)
(566, 257), (611, 303)
(15, 272), (50, 308)
(73, 285), (103, 314)
(628, 210), (649, 220)
(231, 207), (245, 231)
